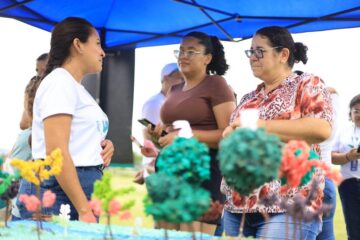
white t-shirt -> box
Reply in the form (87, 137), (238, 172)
(319, 93), (339, 165)
(141, 92), (165, 166)
(332, 123), (360, 179)
(141, 92), (165, 125)
(32, 68), (109, 167)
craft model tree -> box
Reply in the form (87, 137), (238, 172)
(0, 156), (20, 227)
(156, 137), (211, 185)
(278, 140), (342, 226)
(88, 172), (135, 240)
(145, 136), (212, 238)
(218, 128), (283, 196)
(145, 172), (210, 224)
(11, 148), (63, 240)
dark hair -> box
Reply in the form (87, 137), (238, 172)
(36, 53), (49, 62)
(184, 31), (229, 75)
(294, 70), (304, 76)
(42, 17), (94, 79)
(24, 76), (42, 118)
(255, 26), (308, 68)
(349, 94), (360, 119)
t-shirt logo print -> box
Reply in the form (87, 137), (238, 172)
(96, 120), (109, 135)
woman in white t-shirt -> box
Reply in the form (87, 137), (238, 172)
(31, 17), (114, 222)
(332, 93), (360, 239)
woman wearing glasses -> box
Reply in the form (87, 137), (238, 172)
(221, 26), (332, 239)
(332, 94), (360, 239)
(149, 31), (236, 234)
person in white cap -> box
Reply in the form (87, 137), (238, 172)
(141, 63), (183, 125)
(134, 63), (183, 184)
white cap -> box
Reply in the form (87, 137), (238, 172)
(173, 120), (193, 138)
(161, 63), (179, 81)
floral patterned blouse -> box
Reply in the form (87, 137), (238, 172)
(221, 72), (332, 213)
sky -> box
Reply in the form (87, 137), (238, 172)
(0, 17), (359, 153)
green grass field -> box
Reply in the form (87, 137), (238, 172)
(334, 192), (346, 239)
(104, 168), (347, 238)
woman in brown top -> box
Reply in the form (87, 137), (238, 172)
(149, 31), (236, 234)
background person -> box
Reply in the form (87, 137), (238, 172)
(221, 26), (332, 239)
(32, 17), (114, 222)
(148, 31), (236, 234)
(332, 93), (360, 240)
(317, 87), (339, 240)
(5, 52), (48, 219)
(35, 53), (49, 78)
(134, 63), (183, 184)
(10, 76), (41, 220)
(141, 63), (183, 126)
(19, 53), (49, 130)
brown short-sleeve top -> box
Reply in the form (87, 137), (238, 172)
(161, 75), (235, 130)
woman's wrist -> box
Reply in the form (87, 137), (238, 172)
(345, 152), (351, 162)
(257, 119), (266, 129)
(78, 206), (91, 215)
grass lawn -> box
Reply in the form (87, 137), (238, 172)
(104, 167), (347, 238)
(334, 191), (346, 239)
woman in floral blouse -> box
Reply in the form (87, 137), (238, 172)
(221, 26), (332, 239)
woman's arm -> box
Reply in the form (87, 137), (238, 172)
(258, 117), (331, 144)
(43, 114), (96, 222)
(158, 101), (235, 148)
(332, 148), (360, 165)
(225, 117), (331, 144)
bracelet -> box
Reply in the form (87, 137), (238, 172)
(345, 152), (351, 162)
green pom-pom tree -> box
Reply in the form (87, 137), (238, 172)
(156, 137), (211, 185)
(218, 128), (283, 196)
(145, 136), (212, 229)
(145, 173), (210, 223)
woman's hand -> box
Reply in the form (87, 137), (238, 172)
(133, 169), (145, 185)
(141, 139), (159, 157)
(158, 130), (179, 147)
(147, 123), (167, 148)
(147, 123), (164, 137)
(79, 209), (97, 223)
(346, 148), (360, 161)
(133, 160), (156, 185)
(101, 139), (114, 167)
(222, 117), (241, 138)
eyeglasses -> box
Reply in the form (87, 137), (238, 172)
(244, 46), (282, 59)
(351, 109), (360, 115)
(174, 49), (203, 59)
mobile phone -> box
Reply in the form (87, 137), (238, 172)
(357, 144), (360, 153)
(138, 118), (167, 137)
(138, 118), (156, 129)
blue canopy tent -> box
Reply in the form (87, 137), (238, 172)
(1, 0), (360, 164)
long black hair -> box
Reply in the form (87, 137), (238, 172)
(42, 17), (94, 79)
(184, 31), (229, 75)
